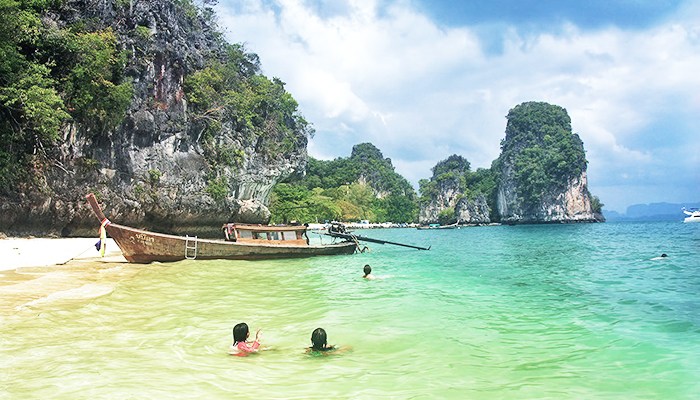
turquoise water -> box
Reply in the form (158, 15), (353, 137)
(2, 221), (699, 398)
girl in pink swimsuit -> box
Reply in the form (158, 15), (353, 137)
(229, 322), (261, 357)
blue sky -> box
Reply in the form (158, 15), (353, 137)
(215, 0), (699, 213)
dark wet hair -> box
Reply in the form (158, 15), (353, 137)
(311, 328), (327, 350)
(233, 322), (249, 344)
(363, 264), (372, 276)
(661, 253), (668, 257)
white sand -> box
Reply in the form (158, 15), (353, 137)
(0, 237), (125, 271)
(0, 238), (129, 313)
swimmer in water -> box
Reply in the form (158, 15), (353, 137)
(363, 264), (375, 280)
(650, 253), (669, 261)
(307, 327), (335, 353)
(229, 322), (261, 356)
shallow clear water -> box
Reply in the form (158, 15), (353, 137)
(2, 221), (699, 399)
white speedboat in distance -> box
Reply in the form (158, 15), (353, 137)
(682, 208), (700, 223)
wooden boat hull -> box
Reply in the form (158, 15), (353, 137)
(85, 193), (356, 263)
(106, 223), (357, 263)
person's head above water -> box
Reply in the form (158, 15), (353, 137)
(363, 264), (372, 277)
(233, 322), (250, 344)
(661, 253), (668, 257)
(311, 327), (328, 350)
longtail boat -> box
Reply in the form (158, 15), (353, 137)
(416, 223), (458, 230)
(325, 222), (430, 250)
(86, 194), (357, 263)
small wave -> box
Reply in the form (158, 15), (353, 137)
(15, 283), (114, 310)
(98, 265), (124, 274)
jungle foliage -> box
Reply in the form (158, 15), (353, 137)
(184, 43), (313, 158)
(269, 143), (419, 224)
(0, 0), (133, 192)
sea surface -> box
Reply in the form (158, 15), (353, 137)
(1, 221), (699, 399)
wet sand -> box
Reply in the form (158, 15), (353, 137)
(0, 237), (130, 314)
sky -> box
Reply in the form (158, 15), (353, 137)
(214, 0), (700, 213)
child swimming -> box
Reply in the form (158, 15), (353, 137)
(229, 322), (261, 357)
(307, 328), (335, 352)
(363, 264), (375, 280)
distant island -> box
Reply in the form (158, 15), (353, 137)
(603, 202), (700, 222)
(416, 102), (604, 225)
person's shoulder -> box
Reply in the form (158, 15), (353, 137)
(307, 345), (338, 354)
(328, 345), (351, 354)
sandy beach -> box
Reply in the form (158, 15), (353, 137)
(0, 237), (129, 314)
(1, 237), (125, 271)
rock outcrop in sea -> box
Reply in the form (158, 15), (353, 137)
(0, 0), (309, 237)
(496, 102), (603, 224)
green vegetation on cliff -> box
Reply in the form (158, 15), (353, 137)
(184, 43), (313, 157)
(419, 155), (472, 201)
(269, 143), (419, 224)
(184, 41), (314, 198)
(0, 0), (133, 192)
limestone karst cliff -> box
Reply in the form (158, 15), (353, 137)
(496, 102), (603, 223)
(0, 0), (311, 237)
(418, 155), (492, 225)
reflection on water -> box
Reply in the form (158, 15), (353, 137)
(2, 222), (700, 398)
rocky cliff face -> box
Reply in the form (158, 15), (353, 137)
(418, 155), (491, 225)
(0, 0), (308, 237)
(497, 168), (598, 223)
(419, 192), (491, 225)
(419, 179), (461, 224)
(495, 102), (602, 224)
(455, 195), (491, 224)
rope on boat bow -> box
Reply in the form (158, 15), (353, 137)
(95, 218), (111, 257)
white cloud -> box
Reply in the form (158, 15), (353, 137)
(215, 0), (700, 212)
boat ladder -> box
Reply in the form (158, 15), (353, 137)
(185, 235), (198, 260)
